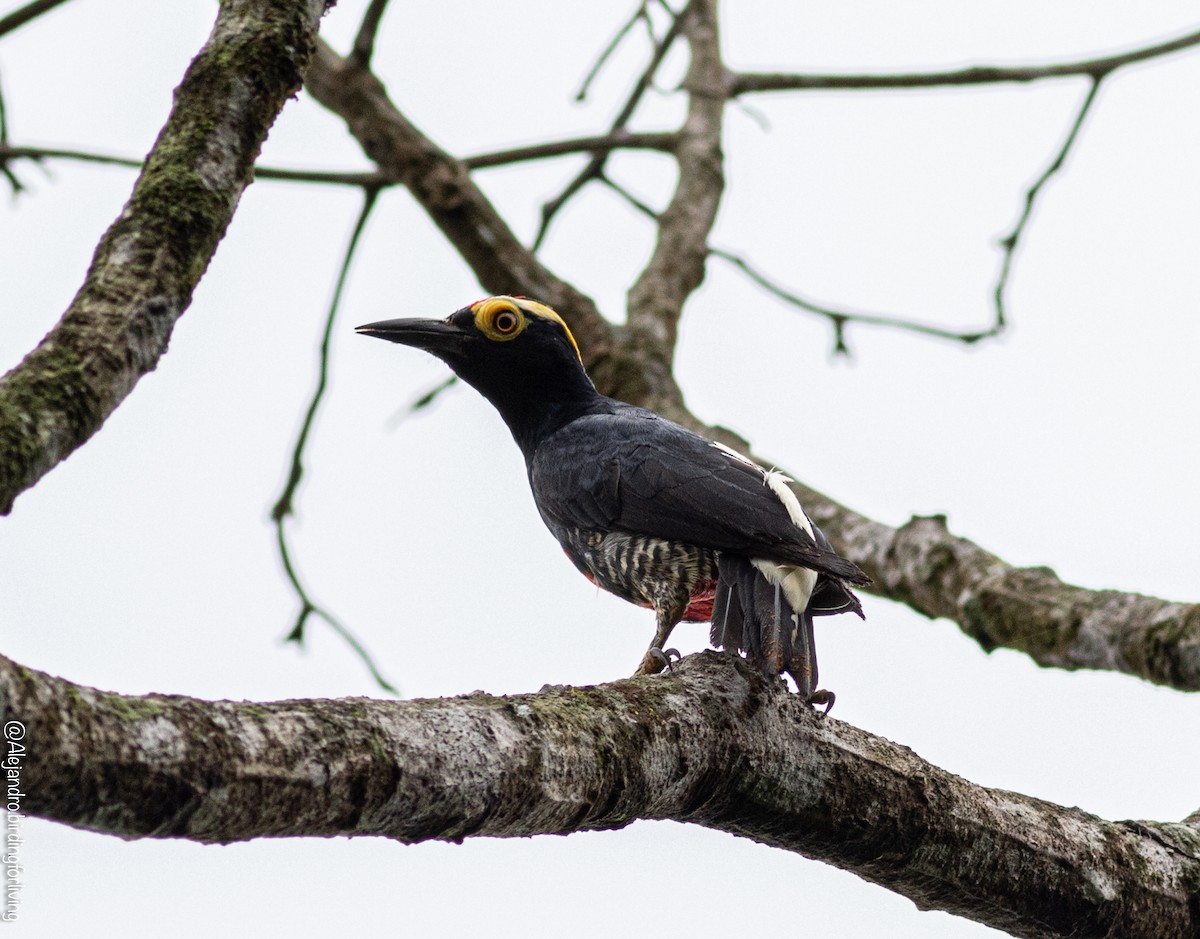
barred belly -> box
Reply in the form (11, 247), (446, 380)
(562, 527), (719, 621)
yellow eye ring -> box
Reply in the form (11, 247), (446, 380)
(473, 297), (527, 341)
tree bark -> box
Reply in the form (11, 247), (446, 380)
(3, 652), (1196, 938)
(0, 0), (333, 515)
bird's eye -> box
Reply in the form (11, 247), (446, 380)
(472, 297), (527, 341)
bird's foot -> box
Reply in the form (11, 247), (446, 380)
(633, 647), (681, 676)
(806, 689), (835, 715)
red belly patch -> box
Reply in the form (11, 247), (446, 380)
(682, 580), (716, 622)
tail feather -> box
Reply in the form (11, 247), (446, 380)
(711, 553), (860, 699)
(808, 575), (864, 618)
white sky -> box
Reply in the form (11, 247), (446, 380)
(1, 1), (1199, 936)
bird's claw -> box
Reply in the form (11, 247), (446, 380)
(806, 689), (835, 715)
(634, 646), (681, 676)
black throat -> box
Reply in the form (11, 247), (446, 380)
(459, 356), (608, 463)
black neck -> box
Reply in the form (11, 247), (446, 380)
(477, 368), (607, 460)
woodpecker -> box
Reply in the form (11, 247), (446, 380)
(358, 296), (869, 707)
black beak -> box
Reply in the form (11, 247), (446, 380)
(355, 317), (468, 359)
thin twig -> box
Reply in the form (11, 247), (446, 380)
(0, 0), (73, 39)
(604, 72), (1102, 352)
(0, 143), (389, 186)
(350, 0), (393, 68)
(714, 249), (998, 352)
(384, 375), (459, 431)
(729, 27), (1200, 95)
(464, 131), (676, 169)
(596, 173), (659, 218)
(0, 143), (141, 170)
(994, 77), (1101, 328)
(0, 132), (678, 188)
(575, 0), (653, 102)
(0, 73), (20, 194)
(602, 174), (997, 351)
(270, 186), (398, 694)
(532, 3), (686, 250)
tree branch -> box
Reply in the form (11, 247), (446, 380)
(531, 1), (686, 251)
(793, 505), (1200, 692)
(601, 163), (1002, 353)
(269, 186), (398, 694)
(5, 651), (1197, 937)
(994, 77), (1100, 328)
(572, 0), (656, 103)
(0, 132), (677, 191)
(464, 130), (678, 169)
(0, 0), (333, 515)
(349, 0), (392, 68)
(0, 0), (73, 40)
(298, 12), (1200, 692)
(301, 39), (614, 365)
(728, 27), (1200, 95)
(620, 0), (725, 411)
(712, 247), (999, 351)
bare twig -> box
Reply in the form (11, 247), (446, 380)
(729, 27), (1200, 95)
(531, 3), (686, 250)
(0, 143), (141, 171)
(574, 0), (654, 102)
(271, 187), (397, 694)
(596, 172), (658, 218)
(994, 77), (1101, 328)
(350, 0), (392, 68)
(599, 77), (1098, 352)
(0, 73), (20, 194)
(0, 0), (73, 39)
(0, 133), (677, 189)
(0, 143), (392, 187)
(464, 130), (676, 169)
(385, 374), (459, 430)
(713, 248), (999, 350)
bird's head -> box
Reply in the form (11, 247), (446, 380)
(357, 296), (599, 453)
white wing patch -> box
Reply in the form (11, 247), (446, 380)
(763, 470), (815, 537)
(709, 442), (815, 538)
(752, 559), (818, 622)
(709, 440), (758, 468)
(709, 441), (821, 616)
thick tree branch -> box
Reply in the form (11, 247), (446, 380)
(4, 652), (1197, 938)
(0, 0), (333, 515)
(786, 503), (1200, 692)
(728, 27), (1200, 95)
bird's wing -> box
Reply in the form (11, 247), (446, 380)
(530, 406), (868, 584)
